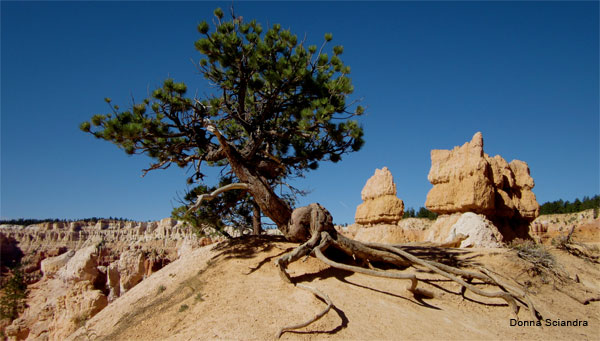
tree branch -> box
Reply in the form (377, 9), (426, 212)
(187, 183), (250, 213)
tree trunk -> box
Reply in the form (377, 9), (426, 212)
(252, 200), (262, 235)
(228, 161), (291, 229)
(206, 123), (292, 229)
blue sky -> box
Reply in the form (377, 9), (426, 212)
(2, 1), (598, 224)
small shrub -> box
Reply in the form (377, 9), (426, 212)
(72, 313), (90, 328)
(195, 293), (204, 302)
(551, 236), (568, 249)
(157, 285), (166, 294)
(552, 229), (600, 263)
(509, 239), (556, 276)
(178, 304), (189, 312)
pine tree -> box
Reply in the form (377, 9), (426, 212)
(82, 7), (364, 230)
(0, 264), (28, 322)
(416, 207), (437, 220)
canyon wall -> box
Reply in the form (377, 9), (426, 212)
(0, 218), (225, 340)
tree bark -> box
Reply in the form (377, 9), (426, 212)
(252, 200), (262, 235)
(204, 119), (292, 229)
(226, 157), (291, 229)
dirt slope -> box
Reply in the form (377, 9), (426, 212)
(69, 236), (599, 340)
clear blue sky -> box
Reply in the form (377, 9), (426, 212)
(2, 1), (598, 224)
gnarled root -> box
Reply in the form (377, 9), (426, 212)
(554, 285), (600, 305)
(276, 233), (320, 283)
(275, 204), (543, 336)
(276, 284), (333, 338)
(314, 233), (418, 293)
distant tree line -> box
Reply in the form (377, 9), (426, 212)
(403, 207), (438, 220)
(0, 217), (134, 226)
(3, 195), (596, 227)
(539, 195), (599, 216)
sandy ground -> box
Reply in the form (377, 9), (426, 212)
(68, 235), (599, 341)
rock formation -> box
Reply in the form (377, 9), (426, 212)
(531, 209), (599, 244)
(355, 167), (405, 226)
(40, 250), (75, 278)
(0, 219), (194, 255)
(51, 281), (108, 340)
(425, 213), (503, 248)
(350, 218), (434, 244)
(0, 233), (23, 268)
(57, 245), (99, 283)
(0, 217), (225, 339)
(425, 132), (494, 214)
(425, 132), (540, 243)
(117, 249), (146, 294)
(4, 245), (108, 340)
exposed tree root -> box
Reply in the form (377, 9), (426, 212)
(365, 240), (522, 315)
(562, 243), (600, 264)
(554, 286), (600, 305)
(554, 225), (599, 263)
(478, 267), (541, 321)
(276, 233), (321, 284)
(274, 204), (543, 336)
(186, 185), (542, 337)
(314, 235), (418, 292)
(276, 284), (333, 338)
(578, 296), (600, 305)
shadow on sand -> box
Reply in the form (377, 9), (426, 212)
(208, 235), (508, 336)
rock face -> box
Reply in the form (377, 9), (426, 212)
(3, 240), (188, 340)
(425, 132), (494, 214)
(425, 132), (540, 243)
(426, 213), (503, 248)
(0, 233), (24, 268)
(0, 217), (229, 284)
(355, 167), (405, 226)
(5, 243), (107, 341)
(106, 262), (121, 302)
(0, 219), (198, 259)
(58, 245), (99, 283)
(0, 218), (217, 340)
(52, 281), (108, 340)
(117, 250), (146, 294)
(531, 209), (599, 244)
(351, 218), (434, 244)
(40, 250), (75, 278)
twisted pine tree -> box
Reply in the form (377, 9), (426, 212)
(82, 8), (541, 337)
(81, 7), (363, 231)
